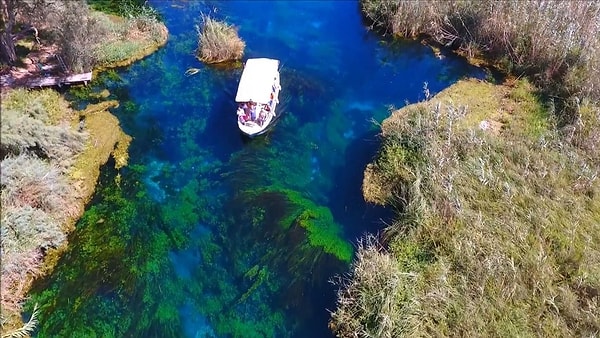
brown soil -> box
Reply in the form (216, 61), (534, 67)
(0, 42), (64, 88)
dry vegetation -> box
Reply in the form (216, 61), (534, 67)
(0, 89), (83, 329)
(196, 13), (245, 64)
(55, 2), (166, 72)
(330, 2), (600, 336)
(331, 78), (600, 337)
(1, 1), (160, 335)
(1, 0), (167, 81)
(361, 0), (600, 119)
(0, 89), (131, 333)
(93, 7), (167, 69)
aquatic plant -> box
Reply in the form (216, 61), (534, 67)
(239, 187), (353, 263)
(196, 13), (245, 64)
(26, 170), (192, 337)
(161, 179), (201, 249)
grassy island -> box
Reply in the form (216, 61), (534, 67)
(331, 1), (600, 337)
(196, 13), (245, 64)
(0, 0), (168, 334)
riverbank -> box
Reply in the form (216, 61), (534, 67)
(332, 76), (599, 336)
(0, 7), (168, 334)
(330, 1), (600, 334)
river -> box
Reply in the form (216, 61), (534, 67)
(27, 1), (483, 337)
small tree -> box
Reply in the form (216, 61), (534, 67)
(0, 0), (18, 65)
(196, 13), (244, 64)
(55, 0), (105, 73)
(0, 0), (63, 65)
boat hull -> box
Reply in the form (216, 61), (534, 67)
(235, 58), (281, 137)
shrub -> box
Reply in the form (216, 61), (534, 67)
(1, 90), (87, 169)
(55, 0), (106, 73)
(1, 110), (87, 169)
(0, 88), (86, 330)
(88, 0), (149, 17)
(330, 234), (417, 337)
(196, 13), (245, 64)
(1, 154), (75, 220)
(0, 205), (64, 317)
(0, 88), (71, 124)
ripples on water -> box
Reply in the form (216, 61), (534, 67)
(27, 1), (484, 337)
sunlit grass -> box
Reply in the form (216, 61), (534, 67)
(93, 9), (166, 67)
(360, 0), (600, 124)
(332, 78), (600, 336)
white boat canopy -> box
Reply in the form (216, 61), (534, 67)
(235, 58), (280, 104)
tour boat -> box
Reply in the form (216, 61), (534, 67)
(235, 58), (281, 137)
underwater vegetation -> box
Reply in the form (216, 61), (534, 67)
(20, 0), (489, 336)
(25, 162), (212, 337)
(238, 187), (353, 263)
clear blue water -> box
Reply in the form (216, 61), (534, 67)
(27, 1), (484, 337)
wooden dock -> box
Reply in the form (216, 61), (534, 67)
(25, 72), (93, 88)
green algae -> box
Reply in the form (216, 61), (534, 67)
(25, 164), (213, 337)
(240, 186), (353, 263)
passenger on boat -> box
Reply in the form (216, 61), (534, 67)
(250, 103), (257, 121)
(258, 108), (268, 126)
(237, 107), (248, 123)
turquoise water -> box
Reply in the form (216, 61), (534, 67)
(27, 1), (484, 337)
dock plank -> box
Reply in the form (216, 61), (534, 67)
(25, 72), (93, 88)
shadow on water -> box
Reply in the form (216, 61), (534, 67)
(327, 127), (395, 242)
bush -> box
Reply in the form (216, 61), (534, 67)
(1, 205), (64, 320)
(196, 13), (245, 64)
(55, 0), (106, 73)
(330, 234), (417, 337)
(1, 89), (87, 169)
(1, 110), (87, 169)
(88, 0), (149, 17)
(1, 154), (75, 220)
(0, 88), (85, 329)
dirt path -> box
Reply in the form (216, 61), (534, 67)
(0, 43), (63, 88)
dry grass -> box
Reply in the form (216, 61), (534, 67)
(331, 79), (600, 337)
(361, 0), (600, 115)
(196, 13), (245, 64)
(330, 234), (418, 337)
(93, 9), (168, 68)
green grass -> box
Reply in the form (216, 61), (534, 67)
(331, 78), (600, 337)
(92, 10), (166, 68)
